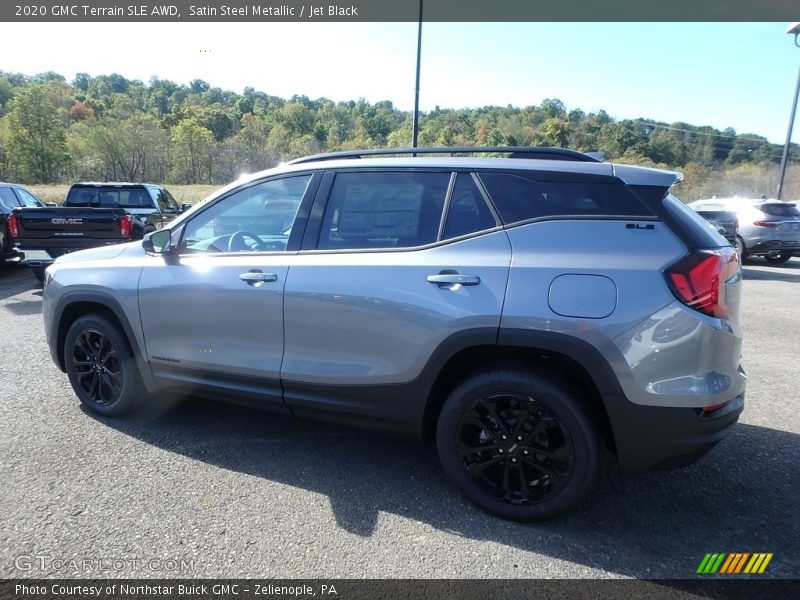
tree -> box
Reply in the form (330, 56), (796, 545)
(6, 84), (69, 182)
(170, 119), (214, 183)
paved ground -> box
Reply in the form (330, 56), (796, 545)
(0, 259), (797, 579)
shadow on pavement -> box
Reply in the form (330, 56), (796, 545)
(91, 396), (799, 579)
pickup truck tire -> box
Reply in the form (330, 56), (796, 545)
(32, 266), (46, 283)
(64, 312), (147, 417)
(436, 367), (600, 521)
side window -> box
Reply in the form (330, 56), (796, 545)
(478, 172), (655, 225)
(442, 174), (498, 240)
(180, 175), (311, 254)
(0, 187), (21, 209)
(14, 188), (44, 207)
(318, 171), (450, 250)
(151, 187), (178, 212)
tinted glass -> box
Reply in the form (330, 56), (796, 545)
(478, 172), (654, 224)
(180, 175), (311, 253)
(443, 174), (497, 239)
(66, 186), (153, 208)
(318, 171), (450, 250)
(14, 187), (44, 207)
(0, 187), (20, 210)
(150, 187), (179, 211)
(760, 203), (800, 218)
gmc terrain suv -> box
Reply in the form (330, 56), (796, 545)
(41, 147), (746, 521)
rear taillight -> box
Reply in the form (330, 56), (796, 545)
(752, 220), (779, 228)
(120, 214), (133, 238)
(666, 248), (738, 319)
(7, 213), (19, 238)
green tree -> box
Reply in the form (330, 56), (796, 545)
(170, 119), (214, 183)
(6, 84), (69, 182)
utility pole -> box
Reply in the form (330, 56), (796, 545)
(777, 23), (800, 200)
(411, 0), (423, 151)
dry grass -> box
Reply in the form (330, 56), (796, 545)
(26, 184), (221, 205)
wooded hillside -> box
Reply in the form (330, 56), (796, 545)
(1, 71), (797, 200)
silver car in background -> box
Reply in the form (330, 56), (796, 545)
(689, 197), (800, 263)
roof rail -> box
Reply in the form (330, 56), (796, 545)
(287, 146), (602, 165)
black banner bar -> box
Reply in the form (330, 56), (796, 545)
(0, 0), (797, 22)
(1, 580), (799, 600)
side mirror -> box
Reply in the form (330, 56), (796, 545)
(143, 229), (173, 254)
(181, 203), (192, 212)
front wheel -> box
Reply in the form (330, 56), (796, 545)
(764, 253), (792, 264)
(64, 312), (147, 416)
(436, 368), (601, 521)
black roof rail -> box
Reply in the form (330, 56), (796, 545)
(287, 146), (602, 165)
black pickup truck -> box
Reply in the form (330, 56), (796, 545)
(10, 182), (190, 281)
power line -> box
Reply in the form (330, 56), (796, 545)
(641, 122), (774, 145)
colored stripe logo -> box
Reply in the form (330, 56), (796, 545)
(697, 552), (773, 574)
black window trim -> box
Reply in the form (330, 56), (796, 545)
(300, 167), (507, 255)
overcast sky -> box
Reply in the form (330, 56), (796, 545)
(1, 21), (798, 143)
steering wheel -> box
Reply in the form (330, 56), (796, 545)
(227, 230), (263, 252)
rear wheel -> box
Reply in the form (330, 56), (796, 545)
(764, 253), (792, 264)
(436, 368), (601, 521)
(32, 266), (46, 283)
(64, 313), (147, 416)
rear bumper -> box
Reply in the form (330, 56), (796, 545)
(605, 393), (744, 472)
(18, 249), (56, 266)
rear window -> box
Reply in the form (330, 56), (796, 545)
(66, 187), (153, 208)
(759, 203), (800, 218)
(477, 172), (654, 224)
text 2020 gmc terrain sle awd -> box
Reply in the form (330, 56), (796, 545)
(41, 147), (746, 521)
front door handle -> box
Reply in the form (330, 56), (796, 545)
(427, 273), (481, 287)
(239, 270), (278, 285)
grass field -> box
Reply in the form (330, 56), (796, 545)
(26, 184), (221, 205)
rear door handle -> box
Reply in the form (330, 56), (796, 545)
(427, 273), (481, 287)
(239, 271), (278, 284)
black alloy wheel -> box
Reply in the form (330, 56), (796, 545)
(71, 327), (124, 407)
(437, 368), (600, 521)
(456, 392), (575, 505)
(64, 312), (146, 416)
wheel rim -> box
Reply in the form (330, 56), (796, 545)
(71, 328), (123, 406)
(455, 393), (575, 505)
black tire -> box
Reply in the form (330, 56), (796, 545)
(32, 266), (46, 283)
(64, 312), (147, 416)
(764, 253), (792, 264)
(735, 236), (747, 259)
(436, 368), (601, 521)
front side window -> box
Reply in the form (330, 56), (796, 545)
(180, 175), (311, 253)
(318, 171), (450, 250)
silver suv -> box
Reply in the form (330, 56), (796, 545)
(689, 196), (800, 263)
(42, 147), (746, 521)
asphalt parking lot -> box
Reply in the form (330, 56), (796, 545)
(0, 259), (798, 580)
